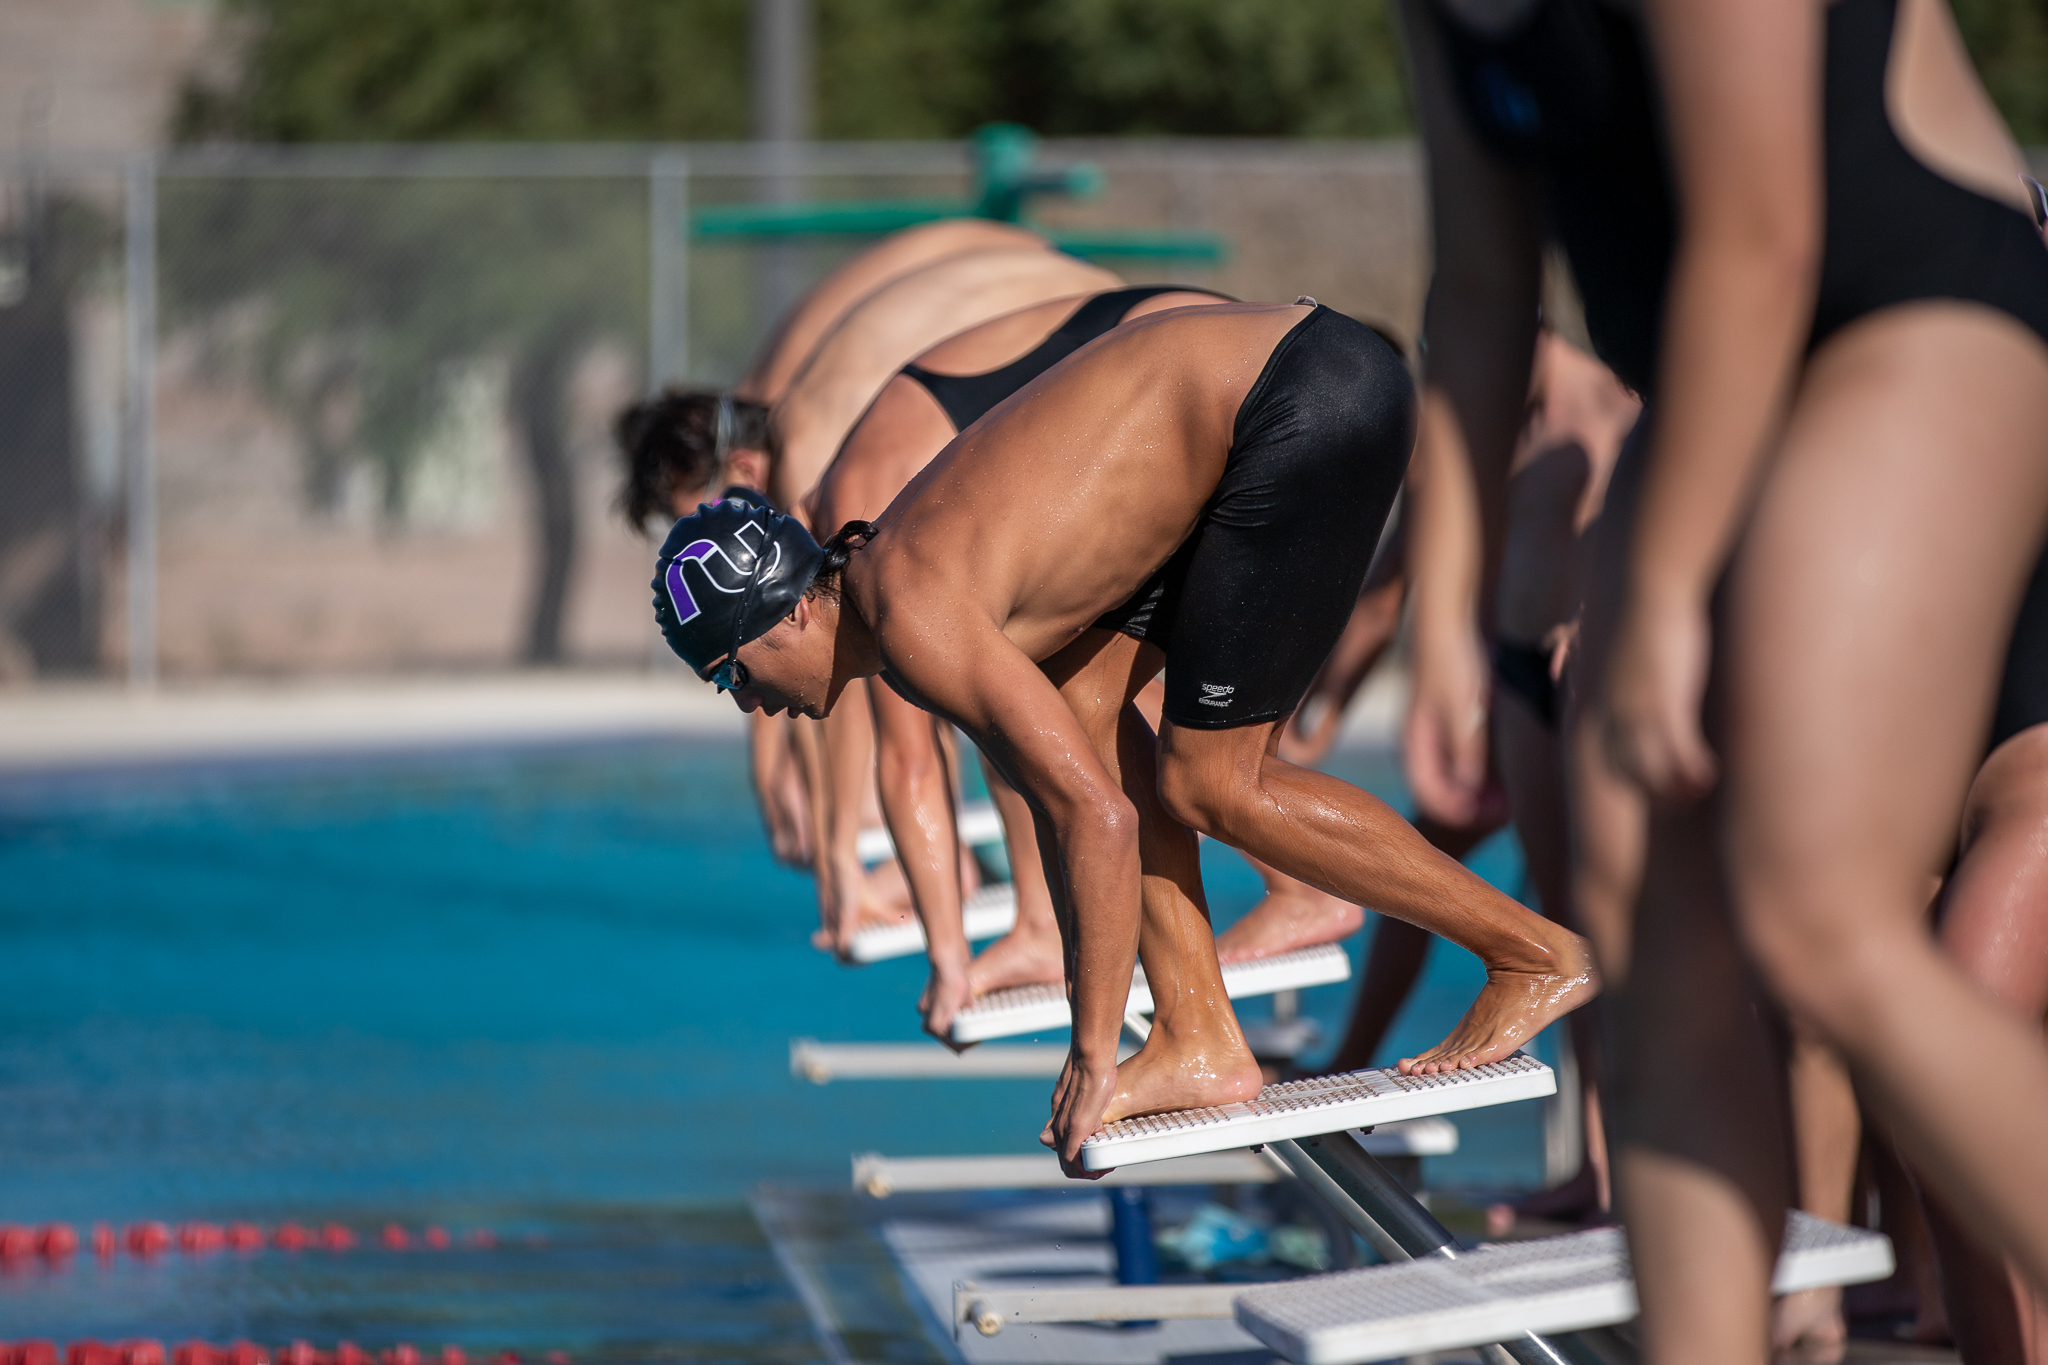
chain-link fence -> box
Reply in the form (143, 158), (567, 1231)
(2, 138), (1442, 685)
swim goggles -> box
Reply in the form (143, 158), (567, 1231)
(705, 544), (765, 693)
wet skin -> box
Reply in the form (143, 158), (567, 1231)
(714, 303), (1595, 1169)
(807, 288), (1229, 1039)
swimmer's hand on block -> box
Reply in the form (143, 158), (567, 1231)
(1233, 1211), (1894, 1365)
(949, 943), (1352, 1045)
(845, 884), (1018, 964)
(854, 800), (1005, 864)
(1079, 1053), (1554, 1172)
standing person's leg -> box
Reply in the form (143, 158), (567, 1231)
(1923, 723), (2048, 1364)
(1773, 1030), (1862, 1363)
(1493, 688), (1614, 1229)
(1633, 308), (2048, 1365)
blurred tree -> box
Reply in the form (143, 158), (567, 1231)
(1955, 0), (2048, 143)
(179, 0), (751, 141)
(180, 0), (1417, 142)
(183, 0), (2048, 144)
(158, 175), (645, 664)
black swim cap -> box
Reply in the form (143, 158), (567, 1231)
(652, 490), (826, 672)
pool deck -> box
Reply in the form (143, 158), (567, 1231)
(0, 665), (1411, 772)
(0, 668), (745, 772)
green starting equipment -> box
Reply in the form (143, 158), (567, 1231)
(691, 124), (1227, 265)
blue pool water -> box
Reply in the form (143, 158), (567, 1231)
(0, 737), (1544, 1359)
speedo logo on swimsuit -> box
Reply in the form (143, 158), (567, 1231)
(1198, 683), (1235, 708)
(665, 521), (776, 626)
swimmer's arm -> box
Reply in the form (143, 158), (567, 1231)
(1608, 0), (1822, 795)
(1633, 0), (1822, 607)
(748, 710), (811, 867)
(869, 680), (975, 1035)
(1400, 0), (1545, 820)
(885, 616), (1142, 1075)
(819, 680), (881, 955)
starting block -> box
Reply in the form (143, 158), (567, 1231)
(1047, 1054), (1887, 1363)
(855, 800), (1005, 864)
(845, 883), (1017, 964)
(950, 943), (1353, 1045)
(1234, 1211), (1894, 1364)
(1080, 1054), (1552, 1172)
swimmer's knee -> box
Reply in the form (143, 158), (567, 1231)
(1155, 748), (1226, 837)
(1730, 868), (1905, 1037)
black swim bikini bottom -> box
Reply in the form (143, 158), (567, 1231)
(1492, 639), (1562, 730)
(1092, 306), (1413, 730)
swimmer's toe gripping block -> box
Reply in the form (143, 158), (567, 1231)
(1233, 1210), (1894, 1364)
(1079, 1053), (1554, 1172)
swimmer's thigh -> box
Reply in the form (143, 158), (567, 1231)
(1721, 304), (2048, 983)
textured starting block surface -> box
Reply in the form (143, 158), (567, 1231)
(1234, 1211), (1894, 1364)
(1080, 1053), (1554, 1171)
(845, 883), (1017, 964)
(951, 943), (1352, 1044)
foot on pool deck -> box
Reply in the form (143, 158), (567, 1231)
(968, 923), (1064, 995)
(1215, 885), (1364, 963)
(1397, 930), (1598, 1074)
(1772, 1286), (1848, 1365)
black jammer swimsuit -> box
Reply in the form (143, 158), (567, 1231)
(1093, 306), (1415, 730)
(1431, 0), (2048, 749)
(901, 285), (1232, 432)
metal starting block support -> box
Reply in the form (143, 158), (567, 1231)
(853, 1118), (1459, 1197)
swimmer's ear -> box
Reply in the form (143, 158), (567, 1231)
(724, 447), (768, 493)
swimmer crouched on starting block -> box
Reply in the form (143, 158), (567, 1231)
(651, 301), (1597, 1169)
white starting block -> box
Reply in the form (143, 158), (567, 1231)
(951, 943), (1354, 1044)
(1080, 1054), (1553, 1172)
(1234, 1211), (1894, 1364)
(844, 883), (1018, 964)
(855, 800), (1005, 864)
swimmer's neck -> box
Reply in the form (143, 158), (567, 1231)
(822, 587), (886, 690)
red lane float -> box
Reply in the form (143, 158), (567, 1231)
(0, 1222), (517, 1264)
(8, 1348), (564, 1365)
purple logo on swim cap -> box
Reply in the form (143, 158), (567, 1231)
(663, 526), (778, 626)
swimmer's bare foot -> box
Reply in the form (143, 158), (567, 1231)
(1215, 885), (1364, 963)
(1771, 1286), (1847, 1364)
(1398, 929), (1598, 1074)
(1037, 1006), (1265, 1158)
(1104, 1023), (1265, 1125)
(968, 922), (1064, 995)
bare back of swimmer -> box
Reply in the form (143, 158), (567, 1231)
(766, 247), (1121, 511)
(651, 302), (1596, 1168)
